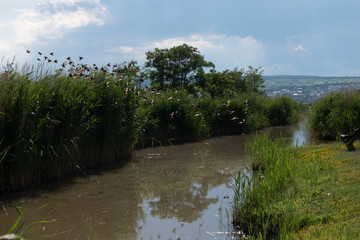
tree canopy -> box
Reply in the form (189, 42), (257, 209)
(145, 44), (215, 90)
(197, 67), (265, 98)
(143, 44), (265, 97)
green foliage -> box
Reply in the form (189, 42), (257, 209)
(199, 70), (235, 98)
(144, 44), (214, 90)
(236, 66), (265, 95)
(233, 135), (293, 238)
(7, 206), (23, 235)
(196, 67), (266, 99)
(244, 94), (270, 130)
(200, 94), (268, 135)
(268, 96), (302, 126)
(144, 44), (265, 99)
(136, 89), (207, 145)
(233, 136), (360, 239)
(197, 95), (248, 135)
(0, 65), (139, 192)
(135, 89), (302, 147)
(112, 60), (146, 88)
(1, 204), (55, 240)
(310, 90), (360, 139)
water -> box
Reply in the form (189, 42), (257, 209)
(0, 122), (313, 240)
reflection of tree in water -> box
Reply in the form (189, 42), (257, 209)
(137, 154), (233, 223)
(148, 181), (218, 222)
(262, 120), (311, 147)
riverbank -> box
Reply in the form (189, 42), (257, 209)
(233, 136), (360, 239)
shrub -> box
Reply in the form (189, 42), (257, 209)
(268, 96), (302, 126)
(136, 89), (207, 146)
(309, 90), (360, 139)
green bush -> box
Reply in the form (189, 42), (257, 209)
(136, 89), (207, 146)
(197, 95), (248, 135)
(310, 90), (360, 139)
(268, 96), (302, 126)
(197, 93), (277, 136)
(244, 94), (270, 130)
(136, 91), (304, 146)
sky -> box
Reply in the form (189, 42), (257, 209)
(1, 0), (360, 76)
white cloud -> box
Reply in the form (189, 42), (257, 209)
(108, 34), (266, 70)
(147, 34), (216, 50)
(13, 0), (106, 45)
(118, 46), (134, 53)
(285, 35), (310, 54)
(293, 44), (307, 52)
(46, 0), (102, 6)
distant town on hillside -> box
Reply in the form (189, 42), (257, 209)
(264, 75), (360, 103)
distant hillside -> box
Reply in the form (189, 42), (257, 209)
(263, 75), (360, 103)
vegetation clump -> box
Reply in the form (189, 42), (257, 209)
(233, 135), (360, 239)
(309, 90), (360, 140)
(0, 61), (139, 192)
(233, 136), (294, 238)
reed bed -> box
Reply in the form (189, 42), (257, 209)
(0, 61), (139, 192)
(232, 135), (295, 238)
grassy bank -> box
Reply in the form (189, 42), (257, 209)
(233, 135), (360, 239)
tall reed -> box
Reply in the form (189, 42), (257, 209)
(232, 135), (296, 238)
(0, 63), (139, 192)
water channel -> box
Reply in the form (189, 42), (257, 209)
(0, 121), (315, 240)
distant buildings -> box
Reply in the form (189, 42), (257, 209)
(264, 76), (360, 103)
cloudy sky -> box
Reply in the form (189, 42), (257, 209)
(1, 0), (360, 76)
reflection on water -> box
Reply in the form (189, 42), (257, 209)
(0, 122), (313, 240)
(263, 120), (312, 147)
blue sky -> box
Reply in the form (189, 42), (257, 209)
(1, 0), (360, 76)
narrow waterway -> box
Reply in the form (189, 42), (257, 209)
(0, 122), (314, 240)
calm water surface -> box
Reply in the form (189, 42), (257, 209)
(0, 122), (314, 240)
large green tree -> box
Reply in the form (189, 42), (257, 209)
(144, 44), (214, 90)
(237, 66), (265, 95)
(199, 67), (266, 98)
(198, 70), (235, 98)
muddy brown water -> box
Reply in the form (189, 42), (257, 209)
(0, 122), (316, 240)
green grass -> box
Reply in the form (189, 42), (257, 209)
(0, 204), (56, 240)
(233, 135), (360, 239)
